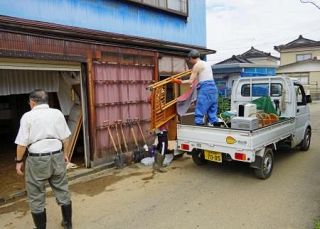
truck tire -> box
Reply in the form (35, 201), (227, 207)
(254, 147), (273, 179)
(192, 149), (207, 166)
(300, 127), (311, 151)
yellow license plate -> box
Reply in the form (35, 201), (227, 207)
(204, 150), (222, 163)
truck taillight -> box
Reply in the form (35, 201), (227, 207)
(180, 144), (190, 151)
(235, 152), (246, 161)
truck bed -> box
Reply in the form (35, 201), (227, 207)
(177, 118), (295, 163)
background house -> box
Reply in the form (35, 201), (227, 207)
(212, 47), (279, 97)
(0, 0), (213, 198)
(274, 35), (320, 99)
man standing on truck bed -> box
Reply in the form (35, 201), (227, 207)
(172, 49), (218, 126)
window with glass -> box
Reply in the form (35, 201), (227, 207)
(294, 83), (307, 106)
(159, 55), (188, 102)
(296, 53), (312, 62)
(127, 0), (188, 16)
(241, 83), (282, 97)
(289, 73), (309, 85)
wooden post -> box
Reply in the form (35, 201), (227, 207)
(87, 57), (97, 160)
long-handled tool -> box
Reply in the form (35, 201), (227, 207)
(114, 121), (123, 153)
(115, 120), (126, 166)
(119, 121), (133, 164)
(127, 118), (143, 163)
(135, 118), (149, 156)
(104, 121), (123, 169)
(120, 121), (129, 153)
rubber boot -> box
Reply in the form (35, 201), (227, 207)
(61, 202), (72, 229)
(153, 152), (165, 172)
(31, 209), (46, 229)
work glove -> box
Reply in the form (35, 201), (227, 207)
(171, 78), (182, 84)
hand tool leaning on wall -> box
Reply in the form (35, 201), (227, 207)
(104, 121), (123, 169)
(127, 118), (144, 163)
(115, 120), (127, 166)
(119, 120), (133, 165)
(134, 118), (149, 157)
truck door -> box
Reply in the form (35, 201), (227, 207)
(294, 83), (309, 144)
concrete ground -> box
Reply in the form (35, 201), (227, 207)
(1, 102), (320, 229)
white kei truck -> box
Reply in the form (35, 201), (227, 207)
(176, 76), (312, 179)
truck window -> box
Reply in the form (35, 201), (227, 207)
(294, 84), (307, 106)
(241, 83), (282, 97)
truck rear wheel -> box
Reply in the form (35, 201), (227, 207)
(192, 149), (207, 166)
(300, 127), (311, 151)
(254, 147), (273, 179)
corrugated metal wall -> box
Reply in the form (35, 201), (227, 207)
(0, 69), (59, 96)
(93, 55), (154, 160)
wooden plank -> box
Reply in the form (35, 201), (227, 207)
(67, 113), (82, 161)
(65, 103), (83, 161)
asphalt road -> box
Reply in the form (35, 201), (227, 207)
(1, 102), (320, 229)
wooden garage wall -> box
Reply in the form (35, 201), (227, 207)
(0, 30), (158, 164)
(92, 52), (156, 161)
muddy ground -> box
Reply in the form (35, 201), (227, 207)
(0, 144), (25, 200)
(0, 144), (84, 201)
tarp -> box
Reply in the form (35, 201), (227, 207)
(176, 81), (198, 116)
(251, 96), (277, 115)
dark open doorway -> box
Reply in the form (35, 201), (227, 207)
(0, 68), (87, 200)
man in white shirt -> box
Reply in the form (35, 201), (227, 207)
(172, 49), (219, 125)
(15, 89), (72, 229)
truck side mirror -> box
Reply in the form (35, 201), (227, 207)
(306, 95), (312, 103)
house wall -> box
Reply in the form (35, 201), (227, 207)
(277, 62), (320, 73)
(0, 0), (209, 166)
(247, 57), (278, 66)
(0, 30), (159, 165)
(306, 71), (320, 100)
(0, 0), (206, 47)
(310, 71), (320, 85)
(280, 47), (320, 65)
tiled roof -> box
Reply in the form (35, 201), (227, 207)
(215, 47), (279, 65)
(274, 35), (320, 52)
(215, 55), (253, 65)
(241, 47), (278, 59)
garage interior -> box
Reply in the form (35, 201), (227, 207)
(0, 61), (88, 199)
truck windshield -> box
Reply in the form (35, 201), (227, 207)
(241, 83), (282, 97)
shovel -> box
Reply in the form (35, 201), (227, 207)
(104, 121), (123, 169)
(115, 120), (127, 166)
(127, 118), (143, 163)
(119, 121), (133, 165)
(135, 118), (149, 156)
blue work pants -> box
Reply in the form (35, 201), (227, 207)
(195, 80), (218, 125)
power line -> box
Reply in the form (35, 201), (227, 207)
(300, 0), (320, 9)
(207, 29), (320, 53)
(207, 25), (320, 47)
(206, 22), (320, 44)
